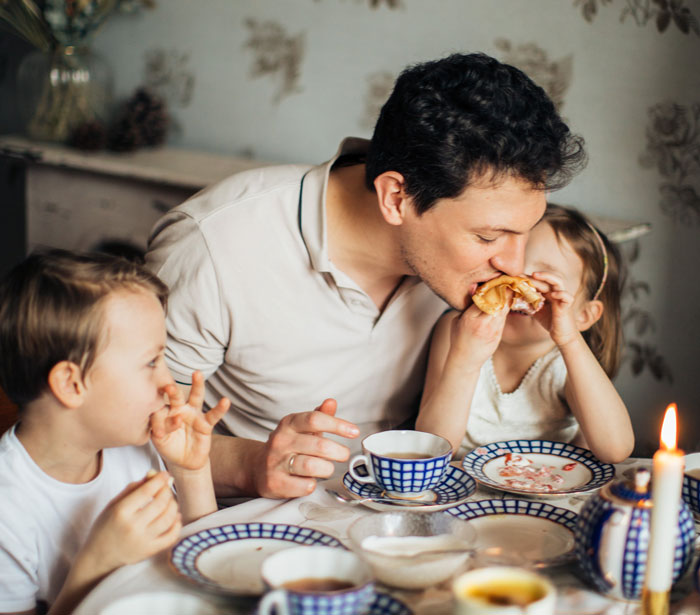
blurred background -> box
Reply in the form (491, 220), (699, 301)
(0, 0), (698, 455)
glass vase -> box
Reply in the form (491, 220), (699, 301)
(16, 45), (113, 143)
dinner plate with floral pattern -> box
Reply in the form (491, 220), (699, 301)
(461, 440), (614, 496)
(170, 523), (343, 596)
(342, 463), (476, 511)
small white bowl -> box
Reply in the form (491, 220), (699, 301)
(347, 510), (475, 589)
(99, 591), (221, 615)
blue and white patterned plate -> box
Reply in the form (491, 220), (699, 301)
(462, 440), (614, 496)
(447, 498), (579, 567)
(169, 523), (343, 596)
(342, 463), (476, 511)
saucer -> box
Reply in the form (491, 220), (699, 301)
(462, 440), (614, 496)
(342, 463), (476, 512)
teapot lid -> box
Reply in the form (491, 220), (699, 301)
(607, 467), (652, 505)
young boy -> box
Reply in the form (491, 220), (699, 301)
(0, 250), (230, 615)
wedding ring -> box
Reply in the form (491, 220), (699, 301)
(288, 453), (297, 475)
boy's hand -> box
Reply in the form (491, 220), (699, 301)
(80, 472), (181, 575)
(150, 371), (230, 471)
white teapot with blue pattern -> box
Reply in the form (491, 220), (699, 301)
(574, 467), (695, 601)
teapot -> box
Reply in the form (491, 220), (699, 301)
(574, 467), (695, 601)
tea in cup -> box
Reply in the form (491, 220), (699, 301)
(452, 566), (555, 615)
(259, 545), (374, 615)
(348, 430), (452, 495)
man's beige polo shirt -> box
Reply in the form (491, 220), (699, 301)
(147, 138), (448, 449)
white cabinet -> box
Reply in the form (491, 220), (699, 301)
(0, 136), (269, 259)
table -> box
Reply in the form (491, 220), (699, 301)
(74, 458), (700, 615)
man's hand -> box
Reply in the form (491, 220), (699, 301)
(253, 398), (360, 499)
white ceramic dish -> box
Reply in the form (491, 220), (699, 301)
(462, 440), (614, 496)
(169, 523), (343, 596)
(347, 511), (476, 589)
(342, 463), (476, 511)
(447, 498), (579, 567)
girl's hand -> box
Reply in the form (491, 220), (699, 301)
(79, 472), (181, 575)
(150, 371), (230, 471)
(530, 271), (579, 347)
(448, 301), (510, 372)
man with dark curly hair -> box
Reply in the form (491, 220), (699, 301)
(147, 52), (587, 500)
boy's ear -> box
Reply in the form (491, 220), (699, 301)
(47, 361), (86, 409)
(576, 299), (604, 332)
(374, 171), (410, 226)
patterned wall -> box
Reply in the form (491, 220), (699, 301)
(4, 0), (698, 453)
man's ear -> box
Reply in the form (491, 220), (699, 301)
(373, 171), (410, 226)
(576, 300), (604, 332)
(47, 361), (86, 409)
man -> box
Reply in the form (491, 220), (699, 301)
(146, 52), (586, 499)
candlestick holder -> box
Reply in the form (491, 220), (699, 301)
(574, 468), (695, 601)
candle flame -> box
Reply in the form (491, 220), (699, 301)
(660, 404), (677, 450)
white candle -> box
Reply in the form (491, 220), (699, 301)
(644, 404), (684, 593)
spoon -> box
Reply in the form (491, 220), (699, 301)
(324, 488), (438, 507)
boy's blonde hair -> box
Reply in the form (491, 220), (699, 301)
(0, 249), (169, 407)
(543, 204), (625, 378)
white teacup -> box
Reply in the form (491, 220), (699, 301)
(348, 430), (452, 495)
(259, 546), (375, 615)
(452, 566), (556, 615)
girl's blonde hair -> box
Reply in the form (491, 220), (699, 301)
(542, 204), (625, 378)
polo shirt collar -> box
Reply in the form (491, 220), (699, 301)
(298, 137), (370, 274)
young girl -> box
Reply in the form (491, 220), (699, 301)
(416, 204), (634, 463)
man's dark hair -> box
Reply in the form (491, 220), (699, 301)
(365, 52), (587, 214)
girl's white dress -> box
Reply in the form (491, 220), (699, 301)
(458, 347), (579, 457)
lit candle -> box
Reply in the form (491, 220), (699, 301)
(642, 404), (685, 615)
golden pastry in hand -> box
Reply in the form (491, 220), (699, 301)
(472, 275), (545, 315)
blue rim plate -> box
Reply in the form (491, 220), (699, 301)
(447, 498), (579, 567)
(462, 440), (614, 496)
(342, 463), (476, 511)
(169, 523), (343, 596)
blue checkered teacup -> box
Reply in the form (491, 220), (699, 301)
(682, 452), (700, 518)
(348, 430), (452, 496)
(259, 546), (375, 615)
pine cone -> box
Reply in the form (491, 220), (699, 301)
(69, 120), (107, 151)
(108, 87), (170, 152)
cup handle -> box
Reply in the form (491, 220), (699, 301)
(348, 454), (375, 483)
(258, 589), (289, 615)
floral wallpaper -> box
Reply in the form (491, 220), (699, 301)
(575, 0), (700, 35)
(640, 102), (700, 226)
(243, 18), (305, 103)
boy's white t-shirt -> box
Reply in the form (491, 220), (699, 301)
(458, 347), (579, 457)
(0, 425), (164, 612)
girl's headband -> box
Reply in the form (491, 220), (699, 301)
(586, 221), (609, 301)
